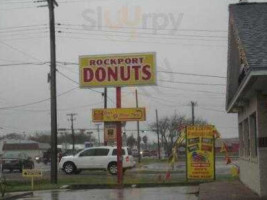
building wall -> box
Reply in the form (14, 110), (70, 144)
(238, 95), (261, 195)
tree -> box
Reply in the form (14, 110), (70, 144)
(150, 113), (208, 155)
(29, 130), (96, 145)
(0, 133), (24, 141)
(142, 135), (148, 149)
(126, 134), (136, 148)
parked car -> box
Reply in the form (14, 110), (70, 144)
(1, 152), (34, 172)
(59, 146), (135, 175)
(131, 149), (139, 157)
(142, 150), (151, 157)
(150, 150), (158, 157)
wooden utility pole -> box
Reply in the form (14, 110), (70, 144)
(47, 0), (58, 184)
(135, 89), (141, 163)
(156, 109), (161, 160)
(67, 113), (77, 152)
(191, 101), (197, 125)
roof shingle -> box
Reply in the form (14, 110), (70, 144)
(229, 3), (267, 69)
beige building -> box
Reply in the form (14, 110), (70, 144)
(226, 2), (267, 197)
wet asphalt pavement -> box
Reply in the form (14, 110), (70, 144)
(18, 186), (198, 200)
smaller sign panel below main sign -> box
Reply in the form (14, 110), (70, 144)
(92, 108), (146, 122)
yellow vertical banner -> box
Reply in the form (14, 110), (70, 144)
(186, 125), (215, 181)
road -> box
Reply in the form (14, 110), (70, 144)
(1, 158), (238, 180)
(17, 186), (198, 200)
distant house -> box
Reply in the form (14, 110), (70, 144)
(2, 142), (50, 159)
(226, 2), (267, 197)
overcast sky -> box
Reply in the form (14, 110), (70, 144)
(1, 0), (264, 142)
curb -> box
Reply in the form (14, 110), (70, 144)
(68, 182), (201, 190)
(1, 192), (33, 200)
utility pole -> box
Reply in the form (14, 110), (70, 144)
(135, 89), (141, 163)
(67, 113), (77, 152)
(95, 124), (101, 146)
(155, 109), (161, 160)
(47, 0), (58, 185)
(191, 101), (197, 125)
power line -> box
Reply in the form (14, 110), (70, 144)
(56, 61), (226, 79)
(56, 69), (103, 94)
(57, 26), (227, 40)
(0, 40), (41, 61)
(0, 24), (47, 30)
(58, 23), (227, 33)
(57, 30), (226, 43)
(0, 62), (48, 67)
(57, 35), (227, 48)
(157, 85), (225, 95)
(158, 79), (226, 86)
(158, 70), (226, 79)
(0, 87), (78, 110)
(198, 107), (226, 113)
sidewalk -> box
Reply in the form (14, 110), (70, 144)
(199, 180), (266, 200)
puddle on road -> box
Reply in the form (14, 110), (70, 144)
(19, 186), (198, 200)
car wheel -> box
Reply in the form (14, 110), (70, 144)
(63, 162), (76, 174)
(108, 162), (117, 175)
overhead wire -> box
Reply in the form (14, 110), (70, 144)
(57, 35), (227, 48)
(57, 30), (226, 43)
(158, 79), (225, 86)
(56, 26), (227, 40)
(58, 23), (227, 33)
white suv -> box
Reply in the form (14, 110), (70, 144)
(59, 146), (135, 175)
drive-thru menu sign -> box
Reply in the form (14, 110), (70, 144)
(186, 125), (215, 181)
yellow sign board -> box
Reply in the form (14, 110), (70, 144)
(79, 52), (156, 88)
(186, 125), (215, 180)
(22, 169), (42, 177)
(92, 108), (146, 122)
(104, 122), (117, 144)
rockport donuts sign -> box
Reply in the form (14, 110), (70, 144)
(79, 52), (156, 88)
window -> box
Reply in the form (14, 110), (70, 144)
(79, 149), (95, 157)
(95, 148), (109, 156)
(249, 113), (258, 158)
(244, 119), (250, 157)
(127, 148), (132, 155)
(239, 123), (244, 157)
(112, 149), (126, 155)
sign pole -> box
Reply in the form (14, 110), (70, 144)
(116, 87), (123, 186)
(135, 89), (141, 163)
(31, 177), (34, 190)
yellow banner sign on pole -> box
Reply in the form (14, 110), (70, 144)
(186, 125), (215, 181)
(79, 52), (156, 88)
(92, 108), (146, 122)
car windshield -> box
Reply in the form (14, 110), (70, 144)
(2, 152), (20, 159)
